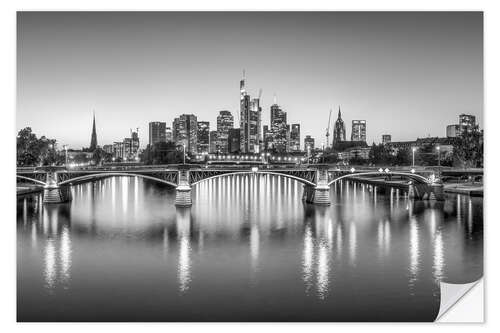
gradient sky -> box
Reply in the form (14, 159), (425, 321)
(17, 11), (483, 149)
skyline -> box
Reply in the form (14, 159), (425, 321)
(17, 12), (483, 149)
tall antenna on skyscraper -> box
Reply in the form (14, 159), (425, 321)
(273, 93), (277, 105)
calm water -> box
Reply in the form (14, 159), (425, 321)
(17, 175), (483, 321)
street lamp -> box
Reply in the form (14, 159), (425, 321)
(412, 147), (417, 168)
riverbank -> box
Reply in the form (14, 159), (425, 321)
(444, 183), (483, 197)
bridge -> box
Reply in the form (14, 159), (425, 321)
(17, 164), (449, 206)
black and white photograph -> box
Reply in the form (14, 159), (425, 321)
(14, 10), (485, 322)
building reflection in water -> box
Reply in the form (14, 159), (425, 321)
(349, 220), (357, 267)
(429, 207), (444, 283)
(37, 204), (73, 293)
(176, 208), (192, 293)
(301, 208), (335, 299)
(302, 224), (314, 294)
(408, 216), (420, 294)
(250, 223), (260, 277)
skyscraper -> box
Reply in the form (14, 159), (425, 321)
(209, 131), (218, 154)
(263, 125), (272, 151)
(290, 124), (301, 151)
(197, 121), (210, 154)
(173, 114), (198, 154)
(165, 127), (173, 142)
(148, 121), (166, 146)
(89, 113), (97, 151)
(351, 120), (367, 142)
(270, 102), (288, 153)
(239, 72), (262, 153)
(228, 128), (241, 153)
(333, 107), (346, 144)
(216, 110), (234, 153)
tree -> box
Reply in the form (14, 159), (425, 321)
(140, 141), (183, 164)
(452, 127), (483, 168)
(17, 127), (40, 166)
(416, 143), (438, 166)
(17, 128), (61, 166)
(368, 143), (392, 165)
(91, 148), (105, 165)
(394, 147), (411, 166)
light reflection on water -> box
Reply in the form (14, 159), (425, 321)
(17, 175), (483, 321)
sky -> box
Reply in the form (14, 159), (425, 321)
(17, 11), (483, 149)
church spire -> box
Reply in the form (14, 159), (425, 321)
(338, 105), (341, 119)
(90, 111), (97, 151)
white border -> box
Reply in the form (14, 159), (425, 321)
(2, 0), (498, 331)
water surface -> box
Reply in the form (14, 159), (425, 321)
(17, 175), (483, 321)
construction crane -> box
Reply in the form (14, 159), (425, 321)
(325, 109), (333, 149)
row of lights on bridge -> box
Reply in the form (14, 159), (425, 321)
(348, 167), (416, 174)
(202, 154), (307, 162)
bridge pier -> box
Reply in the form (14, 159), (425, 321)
(175, 168), (192, 207)
(43, 186), (72, 204)
(302, 166), (331, 205)
(42, 171), (72, 204)
(408, 181), (445, 201)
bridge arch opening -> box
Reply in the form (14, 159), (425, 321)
(57, 173), (177, 188)
(16, 175), (46, 186)
(190, 171), (317, 187)
(327, 171), (431, 186)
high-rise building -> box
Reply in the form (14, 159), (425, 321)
(382, 134), (392, 144)
(351, 120), (367, 142)
(228, 128), (241, 153)
(446, 114), (478, 138)
(216, 110), (234, 153)
(122, 130), (140, 160)
(102, 144), (113, 154)
(148, 121), (166, 146)
(270, 102), (288, 153)
(459, 114), (477, 132)
(112, 141), (124, 159)
(290, 124), (301, 151)
(197, 121), (210, 154)
(165, 127), (173, 142)
(239, 73), (262, 153)
(209, 131), (218, 154)
(263, 125), (272, 151)
(89, 113), (98, 151)
(333, 107), (346, 144)
(304, 135), (315, 151)
(173, 114), (198, 154)
(446, 124), (461, 138)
